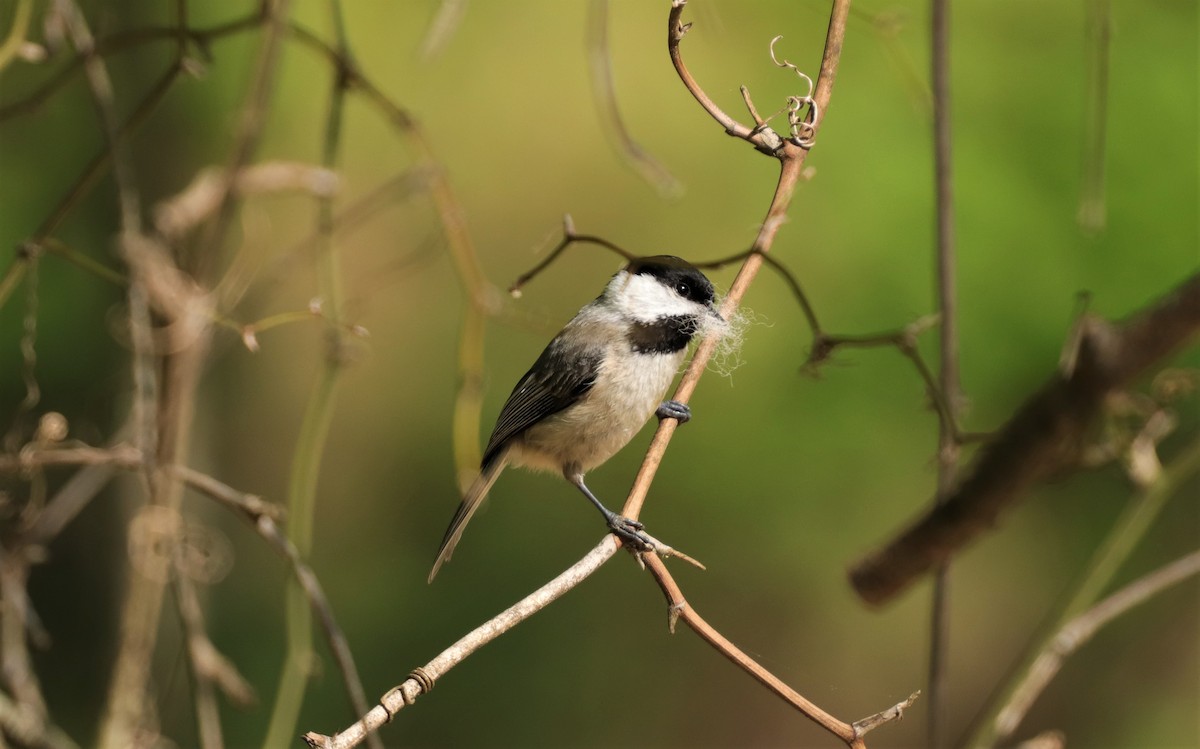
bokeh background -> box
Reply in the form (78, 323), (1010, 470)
(1, 1), (1197, 747)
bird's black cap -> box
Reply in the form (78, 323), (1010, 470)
(626, 255), (715, 306)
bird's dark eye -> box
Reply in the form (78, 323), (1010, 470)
(675, 282), (690, 297)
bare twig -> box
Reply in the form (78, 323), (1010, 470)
(640, 555), (860, 743)
(853, 691), (921, 738)
(508, 215), (637, 295)
(302, 541), (620, 749)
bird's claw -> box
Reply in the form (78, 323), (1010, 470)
(607, 514), (654, 551)
(656, 400), (692, 424)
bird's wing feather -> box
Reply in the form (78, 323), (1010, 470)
(481, 335), (602, 468)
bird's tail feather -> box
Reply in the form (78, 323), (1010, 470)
(428, 451), (508, 583)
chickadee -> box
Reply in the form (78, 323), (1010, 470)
(429, 256), (721, 582)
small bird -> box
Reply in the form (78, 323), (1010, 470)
(429, 255), (721, 582)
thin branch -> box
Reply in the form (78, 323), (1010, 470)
(170, 570), (227, 749)
(508, 215), (637, 295)
(1077, 0), (1111, 233)
(640, 554), (858, 743)
(850, 271), (1200, 605)
(667, 1), (755, 141)
(963, 434), (1200, 748)
(302, 540), (620, 749)
(987, 548), (1200, 746)
(928, 0), (959, 743)
(32, 62), (181, 241)
(853, 691), (921, 739)
(0, 11), (264, 122)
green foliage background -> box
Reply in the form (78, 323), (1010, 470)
(0, 1), (1196, 747)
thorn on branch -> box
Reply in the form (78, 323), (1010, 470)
(667, 602), (685, 634)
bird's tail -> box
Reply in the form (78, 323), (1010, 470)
(428, 451), (509, 583)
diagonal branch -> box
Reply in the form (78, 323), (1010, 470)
(850, 270), (1200, 606)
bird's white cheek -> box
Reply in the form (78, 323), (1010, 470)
(610, 273), (697, 321)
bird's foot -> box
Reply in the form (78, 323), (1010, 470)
(606, 516), (707, 571)
(656, 400), (691, 424)
(606, 514), (656, 552)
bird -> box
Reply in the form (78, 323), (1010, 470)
(429, 255), (721, 582)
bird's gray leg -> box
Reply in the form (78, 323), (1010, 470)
(656, 400), (691, 424)
(564, 469), (653, 551)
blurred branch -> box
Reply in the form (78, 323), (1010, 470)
(0, 688), (77, 749)
(286, 16), (508, 494)
(0, 61), (180, 317)
(927, 0), (959, 743)
(194, 0), (293, 281)
(587, 0), (683, 196)
(171, 570), (233, 749)
(850, 270), (1200, 606)
(44, 4), (191, 746)
(964, 434), (1200, 747)
(1077, 0), (1110, 233)
(154, 161), (339, 240)
(0, 439), (376, 744)
(0, 10), (264, 122)
(0, 0), (35, 73)
(847, 7), (930, 115)
(264, 2), (380, 747)
(418, 0), (466, 61)
(986, 548), (1200, 747)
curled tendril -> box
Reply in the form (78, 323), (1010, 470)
(769, 35), (819, 148)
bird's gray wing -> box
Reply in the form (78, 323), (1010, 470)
(481, 335), (602, 469)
